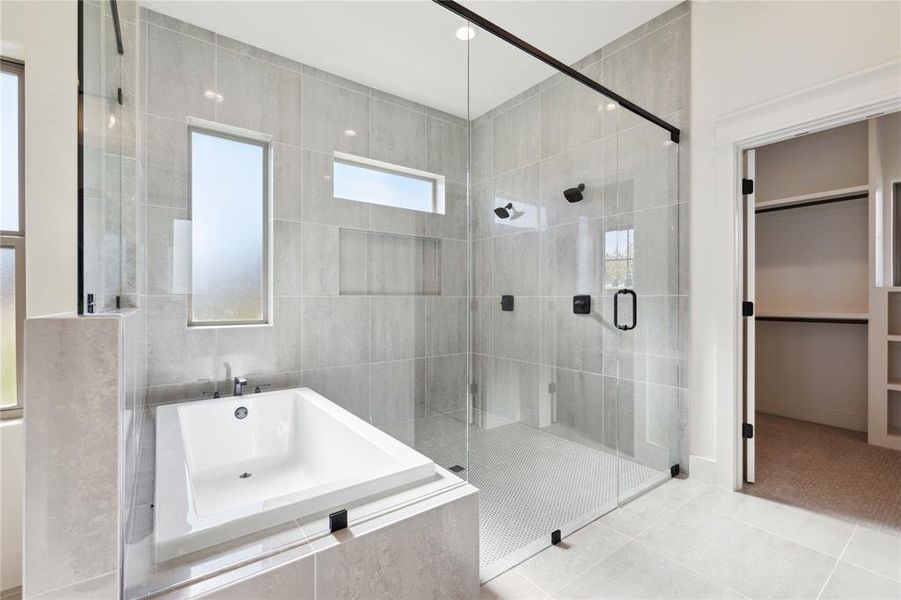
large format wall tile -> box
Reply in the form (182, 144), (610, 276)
(24, 316), (121, 598)
(301, 296), (370, 369)
(370, 296), (426, 362)
(146, 296), (217, 386)
(216, 47), (302, 145)
(301, 76), (370, 155)
(146, 23), (215, 121)
(315, 489), (478, 600)
(370, 98), (427, 170)
(493, 95), (539, 175)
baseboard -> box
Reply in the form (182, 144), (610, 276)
(756, 402), (866, 432)
(688, 455), (717, 483)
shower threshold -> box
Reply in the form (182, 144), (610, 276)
(380, 408), (671, 582)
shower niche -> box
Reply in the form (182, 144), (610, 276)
(338, 229), (444, 296)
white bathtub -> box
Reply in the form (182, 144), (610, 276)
(154, 387), (436, 561)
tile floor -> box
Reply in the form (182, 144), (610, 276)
(480, 478), (901, 600)
(389, 409), (668, 572)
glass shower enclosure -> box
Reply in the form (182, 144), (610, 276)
(78, 0), (683, 593)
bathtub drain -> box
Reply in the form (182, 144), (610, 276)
(239, 472), (252, 479)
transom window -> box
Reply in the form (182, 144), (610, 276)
(333, 152), (445, 214)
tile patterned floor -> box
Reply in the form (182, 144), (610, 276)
(387, 409), (669, 571)
(480, 478), (901, 600)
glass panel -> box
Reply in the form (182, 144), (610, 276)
(1, 71), (20, 232)
(189, 129), (267, 324)
(613, 120), (682, 503)
(0, 246), (16, 408)
(468, 20), (620, 574)
(80, 0), (125, 311)
(333, 156), (440, 213)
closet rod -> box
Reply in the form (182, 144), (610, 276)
(756, 316), (868, 325)
(755, 192), (868, 214)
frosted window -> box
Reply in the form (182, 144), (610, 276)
(190, 129), (268, 325)
(1, 247), (16, 408)
(2, 70), (20, 232)
(334, 155), (442, 214)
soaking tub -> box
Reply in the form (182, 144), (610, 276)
(154, 387), (436, 561)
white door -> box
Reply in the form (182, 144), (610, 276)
(744, 149), (756, 484)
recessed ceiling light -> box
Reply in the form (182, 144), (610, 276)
(344, 129), (357, 137)
(455, 25), (476, 41)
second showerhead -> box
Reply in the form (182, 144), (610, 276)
(563, 183), (586, 203)
(494, 202), (514, 219)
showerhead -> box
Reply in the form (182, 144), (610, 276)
(563, 183), (586, 203)
(494, 202), (513, 219)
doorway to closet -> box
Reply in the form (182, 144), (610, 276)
(741, 113), (901, 533)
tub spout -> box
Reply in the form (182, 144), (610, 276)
(234, 376), (247, 396)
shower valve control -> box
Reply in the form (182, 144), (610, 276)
(573, 295), (591, 314)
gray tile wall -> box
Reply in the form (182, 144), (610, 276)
(469, 1), (690, 473)
(138, 9), (469, 434)
(24, 313), (135, 600)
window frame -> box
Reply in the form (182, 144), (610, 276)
(333, 151), (446, 215)
(1, 57), (25, 420)
(186, 119), (273, 328)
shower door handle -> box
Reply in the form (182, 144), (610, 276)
(614, 289), (637, 331)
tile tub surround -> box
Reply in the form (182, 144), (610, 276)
(160, 483), (479, 600)
(481, 477), (901, 600)
(125, 406), (477, 599)
(23, 312), (142, 599)
(154, 388), (436, 561)
(469, 2), (690, 470)
(138, 8), (469, 435)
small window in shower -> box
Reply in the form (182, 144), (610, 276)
(333, 152), (445, 214)
(605, 228), (634, 289)
(188, 123), (271, 326)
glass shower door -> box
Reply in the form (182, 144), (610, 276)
(610, 119), (682, 503)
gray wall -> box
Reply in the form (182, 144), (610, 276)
(469, 2), (690, 471)
(138, 9), (469, 433)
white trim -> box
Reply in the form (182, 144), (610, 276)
(718, 59), (901, 491)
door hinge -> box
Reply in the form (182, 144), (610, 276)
(742, 423), (754, 439)
(742, 301), (754, 317)
(469, 382), (478, 395)
(117, 87), (123, 106)
(548, 382), (556, 394)
(742, 178), (754, 195)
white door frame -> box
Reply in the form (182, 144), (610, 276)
(715, 60), (901, 490)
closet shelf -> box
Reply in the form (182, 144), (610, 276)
(756, 311), (868, 324)
(755, 185), (869, 213)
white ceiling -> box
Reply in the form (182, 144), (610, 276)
(145, 0), (679, 118)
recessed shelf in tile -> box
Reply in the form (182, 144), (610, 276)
(338, 228), (441, 295)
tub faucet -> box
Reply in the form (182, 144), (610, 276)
(233, 376), (247, 396)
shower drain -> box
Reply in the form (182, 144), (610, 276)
(239, 472), (252, 479)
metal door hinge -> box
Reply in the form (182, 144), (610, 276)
(742, 301), (754, 317)
(742, 178), (754, 195)
(469, 382), (478, 395)
(742, 423), (754, 439)
(548, 382), (556, 394)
